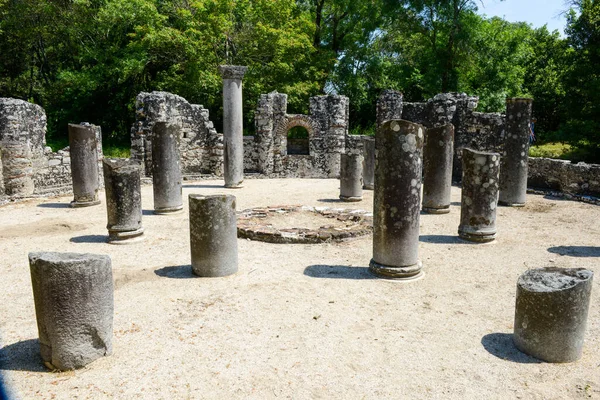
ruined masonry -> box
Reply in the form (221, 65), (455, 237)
(246, 92), (351, 178)
(131, 91), (223, 177)
(0, 98), (103, 201)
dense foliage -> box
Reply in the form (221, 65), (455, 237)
(0, 0), (597, 160)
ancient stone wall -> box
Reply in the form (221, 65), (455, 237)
(250, 92), (349, 178)
(398, 93), (504, 179)
(131, 91), (223, 177)
(0, 98), (47, 196)
(528, 157), (600, 197)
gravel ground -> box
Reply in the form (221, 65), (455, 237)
(0, 178), (598, 399)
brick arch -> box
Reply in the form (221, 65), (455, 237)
(275, 114), (318, 138)
(275, 114), (319, 157)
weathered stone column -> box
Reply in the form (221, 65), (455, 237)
(151, 121), (183, 214)
(362, 137), (375, 190)
(422, 123), (454, 213)
(339, 153), (363, 202)
(189, 194), (238, 277)
(458, 148), (500, 242)
(103, 158), (144, 244)
(68, 123), (100, 207)
(499, 98), (533, 206)
(0, 141), (34, 196)
(218, 65), (248, 188)
(370, 120), (424, 280)
(28, 252), (113, 371)
(514, 267), (593, 363)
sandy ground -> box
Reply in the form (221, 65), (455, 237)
(0, 178), (599, 400)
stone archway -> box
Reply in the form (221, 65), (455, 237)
(276, 114), (318, 156)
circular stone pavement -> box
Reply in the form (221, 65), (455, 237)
(237, 205), (373, 244)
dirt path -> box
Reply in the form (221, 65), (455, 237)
(0, 178), (598, 399)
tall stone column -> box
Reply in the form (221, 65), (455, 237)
(29, 252), (113, 371)
(499, 98), (533, 206)
(151, 121), (183, 214)
(189, 194), (238, 277)
(68, 123), (100, 207)
(339, 153), (363, 202)
(514, 267), (593, 363)
(370, 120), (424, 280)
(458, 148), (500, 242)
(218, 65), (248, 188)
(362, 137), (375, 190)
(103, 158), (144, 244)
(422, 123), (454, 213)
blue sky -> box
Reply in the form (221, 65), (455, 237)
(477, 0), (571, 34)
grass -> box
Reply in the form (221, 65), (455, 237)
(529, 142), (597, 163)
(46, 137), (130, 158)
(529, 142), (573, 159)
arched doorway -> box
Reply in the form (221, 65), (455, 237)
(287, 126), (310, 155)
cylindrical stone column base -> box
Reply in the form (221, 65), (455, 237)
(513, 267), (593, 363)
(362, 137), (375, 190)
(458, 148), (500, 243)
(103, 158), (144, 245)
(340, 153), (363, 202)
(152, 122), (183, 214)
(189, 194), (238, 277)
(28, 252), (113, 371)
(68, 124), (101, 208)
(370, 120), (424, 280)
(422, 124), (454, 214)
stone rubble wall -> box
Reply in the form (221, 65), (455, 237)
(0, 98), (47, 196)
(131, 91), (223, 177)
(251, 92), (349, 178)
(528, 157), (600, 197)
(399, 93), (504, 180)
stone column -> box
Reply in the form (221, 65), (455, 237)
(103, 158), (144, 244)
(362, 137), (375, 190)
(68, 123), (100, 207)
(458, 148), (500, 242)
(218, 65), (248, 188)
(28, 252), (113, 371)
(499, 98), (533, 206)
(422, 123), (454, 213)
(514, 267), (593, 363)
(370, 120), (424, 280)
(151, 121), (183, 214)
(0, 141), (34, 196)
(339, 153), (363, 202)
(189, 194), (238, 277)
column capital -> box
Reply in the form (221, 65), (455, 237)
(218, 65), (248, 80)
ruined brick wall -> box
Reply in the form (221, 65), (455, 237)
(251, 92), (349, 178)
(131, 91), (223, 177)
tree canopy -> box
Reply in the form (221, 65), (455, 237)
(0, 0), (597, 160)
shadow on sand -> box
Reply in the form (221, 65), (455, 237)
(419, 235), (466, 244)
(0, 339), (46, 372)
(481, 333), (541, 364)
(69, 235), (107, 244)
(154, 265), (194, 279)
(547, 246), (600, 258)
(36, 203), (70, 209)
(303, 264), (376, 280)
